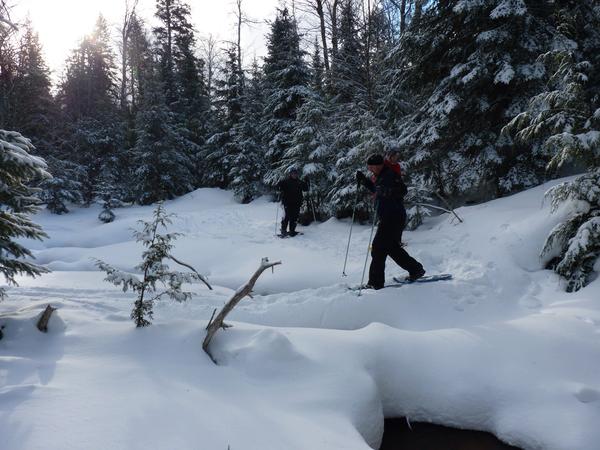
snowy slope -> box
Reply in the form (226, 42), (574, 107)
(1, 180), (600, 450)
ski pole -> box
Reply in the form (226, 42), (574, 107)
(358, 201), (378, 297)
(309, 191), (317, 223)
(274, 201), (280, 236)
(342, 187), (360, 277)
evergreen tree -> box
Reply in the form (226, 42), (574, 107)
(126, 14), (152, 113)
(153, 0), (209, 151)
(132, 63), (197, 204)
(529, 2), (600, 292)
(39, 156), (84, 214)
(541, 170), (600, 292)
(261, 7), (311, 187)
(0, 130), (50, 300)
(311, 36), (324, 95)
(59, 15), (118, 120)
(330, 0), (364, 103)
(326, 109), (391, 217)
(11, 19), (55, 145)
(228, 60), (267, 203)
(58, 15), (122, 205)
(202, 46), (244, 187)
(0, 7), (17, 129)
(2, 20), (81, 214)
(120, 15), (153, 203)
(96, 202), (210, 327)
(321, 1), (393, 218)
(284, 42), (332, 216)
(503, 1), (600, 177)
(387, 0), (561, 202)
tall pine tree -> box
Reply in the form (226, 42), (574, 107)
(261, 7), (311, 187)
(132, 61), (197, 204)
(58, 15), (122, 205)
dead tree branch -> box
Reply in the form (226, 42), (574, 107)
(203, 258), (281, 364)
(169, 255), (213, 290)
(433, 192), (464, 223)
(417, 202), (464, 224)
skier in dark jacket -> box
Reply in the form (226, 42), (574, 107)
(356, 154), (425, 289)
(278, 168), (309, 236)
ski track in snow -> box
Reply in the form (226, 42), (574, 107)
(2, 184), (600, 450)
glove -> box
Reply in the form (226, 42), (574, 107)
(356, 171), (367, 184)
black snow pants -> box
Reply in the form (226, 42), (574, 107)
(281, 203), (301, 234)
(368, 215), (423, 289)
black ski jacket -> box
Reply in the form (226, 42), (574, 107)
(278, 177), (309, 206)
(361, 166), (408, 221)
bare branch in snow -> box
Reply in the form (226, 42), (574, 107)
(203, 258), (282, 364)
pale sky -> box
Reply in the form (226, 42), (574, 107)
(13, 0), (281, 79)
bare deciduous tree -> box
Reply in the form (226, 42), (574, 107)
(199, 33), (220, 103)
(297, 0), (330, 72)
(230, 0), (260, 71)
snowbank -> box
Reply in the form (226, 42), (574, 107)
(2, 180), (600, 450)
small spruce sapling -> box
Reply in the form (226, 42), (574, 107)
(96, 202), (212, 327)
(96, 172), (125, 223)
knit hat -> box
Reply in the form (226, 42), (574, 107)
(366, 154), (384, 165)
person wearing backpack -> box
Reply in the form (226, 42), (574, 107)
(356, 154), (425, 289)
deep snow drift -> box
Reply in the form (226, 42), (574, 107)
(1, 180), (600, 450)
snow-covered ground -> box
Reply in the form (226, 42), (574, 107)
(1, 180), (600, 450)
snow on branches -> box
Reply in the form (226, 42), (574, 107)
(541, 170), (600, 292)
(95, 202), (211, 327)
(0, 130), (50, 300)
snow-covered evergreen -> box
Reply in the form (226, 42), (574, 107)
(132, 66), (197, 205)
(387, 1), (560, 201)
(38, 156), (84, 214)
(202, 47), (244, 187)
(228, 60), (267, 203)
(541, 170), (600, 291)
(0, 130), (50, 300)
(261, 8), (311, 187)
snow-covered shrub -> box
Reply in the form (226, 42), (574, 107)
(0, 130), (50, 300)
(541, 170), (600, 292)
(96, 175), (125, 223)
(39, 157), (84, 214)
(98, 208), (116, 224)
(95, 202), (210, 327)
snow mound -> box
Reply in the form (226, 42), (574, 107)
(2, 178), (600, 450)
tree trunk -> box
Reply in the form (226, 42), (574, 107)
(316, 0), (330, 72)
(236, 0), (243, 70)
(120, 0), (138, 112)
(328, 0), (340, 67)
(203, 258), (281, 364)
(400, 0), (407, 34)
